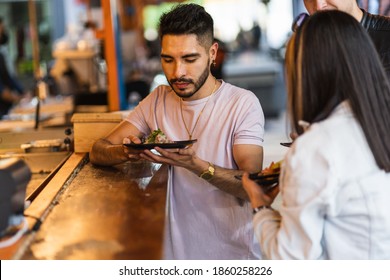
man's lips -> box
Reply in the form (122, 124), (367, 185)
(174, 82), (190, 90)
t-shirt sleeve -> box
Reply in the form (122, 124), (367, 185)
(124, 86), (163, 136)
(233, 92), (265, 146)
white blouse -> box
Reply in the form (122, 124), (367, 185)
(254, 102), (390, 259)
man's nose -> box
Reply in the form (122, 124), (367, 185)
(173, 62), (186, 77)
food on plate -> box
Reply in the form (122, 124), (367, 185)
(234, 160), (281, 192)
(124, 129), (196, 150)
(144, 129), (173, 144)
(254, 160), (282, 192)
(261, 160), (282, 175)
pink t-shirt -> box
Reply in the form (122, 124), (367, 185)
(126, 81), (264, 259)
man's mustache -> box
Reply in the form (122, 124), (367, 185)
(170, 78), (193, 84)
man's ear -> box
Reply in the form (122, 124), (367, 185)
(210, 41), (219, 60)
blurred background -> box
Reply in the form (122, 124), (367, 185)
(0, 0), (296, 119)
(0, 0), (389, 117)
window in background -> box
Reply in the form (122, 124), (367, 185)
(143, 0), (292, 53)
(143, 0), (202, 42)
(264, 0), (293, 50)
(204, 0), (266, 43)
(359, 0), (390, 15)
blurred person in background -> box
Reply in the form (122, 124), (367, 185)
(0, 52), (26, 118)
(210, 38), (227, 79)
(0, 17), (12, 74)
(0, 17), (28, 118)
(242, 10), (390, 259)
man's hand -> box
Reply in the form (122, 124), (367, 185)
(122, 135), (144, 161)
(140, 146), (196, 170)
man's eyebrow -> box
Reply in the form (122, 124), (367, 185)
(182, 53), (201, 59)
(160, 53), (201, 59)
(160, 54), (172, 59)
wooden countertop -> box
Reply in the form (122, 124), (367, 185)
(0, 154), (168, 260)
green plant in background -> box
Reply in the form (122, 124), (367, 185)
(17, 59), (34, 75)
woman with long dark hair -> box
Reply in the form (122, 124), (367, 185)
(243, 10), (390, 259)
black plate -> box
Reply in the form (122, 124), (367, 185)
(280, 142), (293, 148)
(235, 173), (279, 181)
(235, 173), (279, 193)
(123, 139), (197, 150)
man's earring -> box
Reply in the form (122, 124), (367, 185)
(212, 60), (216, 67)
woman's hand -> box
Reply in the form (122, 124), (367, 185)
(242, 172), (279, 208)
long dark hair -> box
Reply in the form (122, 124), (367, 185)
(285, 10), (390, 172)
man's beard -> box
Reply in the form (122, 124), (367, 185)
(168, 60), (211, 99)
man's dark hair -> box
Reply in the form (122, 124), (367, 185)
(158, 3), (214, 49)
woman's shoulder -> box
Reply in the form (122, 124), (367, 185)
(291, 111), (374, 177)
(294, 113), (356, 152)
(296, 103), (355, 146)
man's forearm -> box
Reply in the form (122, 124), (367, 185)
(207, 166), (249, 201)
(89, 138), (129, 166)
(189, 159), (248, 200)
